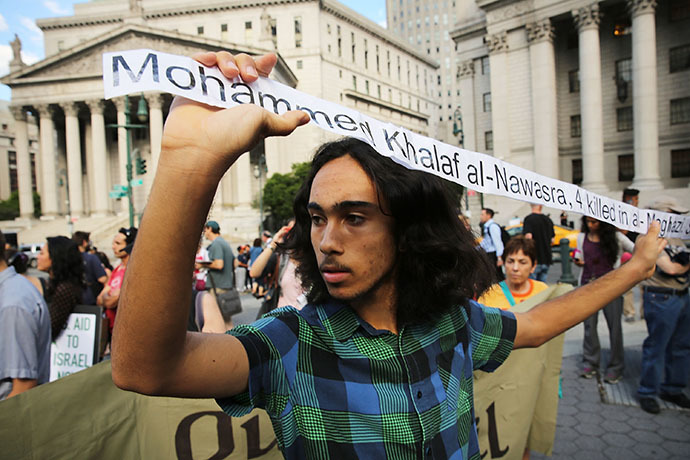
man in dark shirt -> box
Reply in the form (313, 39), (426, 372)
(523, 204), (555, 282)
(72, 231), (107, 305)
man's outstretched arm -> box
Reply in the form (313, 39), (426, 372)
(111, 52), (309, 398)
(513, 221), (666, 349)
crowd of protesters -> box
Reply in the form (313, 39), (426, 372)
(476, 191), (690, 415)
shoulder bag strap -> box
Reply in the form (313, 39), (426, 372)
(498, 281), (517, 307)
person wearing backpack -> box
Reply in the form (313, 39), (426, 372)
(480, 207), (505, 281)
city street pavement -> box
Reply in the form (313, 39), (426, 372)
(533, 264), (690, 460)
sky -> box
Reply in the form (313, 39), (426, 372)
(0, 0), (386, 101)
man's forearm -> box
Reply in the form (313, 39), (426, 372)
(112, 157), (220, 392)
(515, 261), (646, 348)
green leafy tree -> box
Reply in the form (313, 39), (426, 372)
(0, 191), (40, 220)
(263, 162), (310, 229)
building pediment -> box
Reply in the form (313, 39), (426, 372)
(1, 24), (297, 90)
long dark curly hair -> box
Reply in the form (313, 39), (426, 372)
(282, 137), (495, 326)
(580, 217), (619, 267)
(45, 236), (85, 298)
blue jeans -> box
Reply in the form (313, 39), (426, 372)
(638, 288), (690, 397)
(529, 264), (550, 282)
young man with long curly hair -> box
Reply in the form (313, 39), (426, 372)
(112, 51), (666, 459)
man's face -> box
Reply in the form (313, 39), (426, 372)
(308, 155), (398, 307)
(112, 233), (127, 259)
(626, 195), (639, 207)
(504, 249), (535, 287)
(480, 210), (490, 223)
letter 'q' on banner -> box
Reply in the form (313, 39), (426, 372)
(103, 49), (690, 239)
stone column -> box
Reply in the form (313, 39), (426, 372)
(486, 32), (509, 159)
(527, 19), (559, 180)
(60, 102), (84, 217)
(9, 106), (34, 218)
(457, 60), (477, 151)
(629, 0), (662, 190)
(113, 97), (129, 214)
(145, 93), (164, 183)
(36, 104), (58, 216)
(572, 4), (607, 192)
(234, 153), (253, 208)
(86, 99), (110, 215)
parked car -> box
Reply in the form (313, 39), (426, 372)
(505, 223), (578, 248)
(18, 243), (43, 268)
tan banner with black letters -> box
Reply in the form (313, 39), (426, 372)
(474, 283), (573, 459)
(0, 360), (281, 460)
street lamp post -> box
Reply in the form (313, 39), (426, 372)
(452, 107), (472, 212)
(106, 95), (148, 227)
(253, 154), (267, 235)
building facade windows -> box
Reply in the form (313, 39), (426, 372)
(295, 17), (302, 48)
(670, 97), (690, 124)
(617, 154), (634, 181)
(481, 56), (489, 75)
(572, 159), (583, 185)
(197, 26), (204, 35)
(570, 115), (581, 138)
(615, 58), (632, 83)
(671, 149), (690, 177)
(568, 70), (579, 93)
(616, 106), (633, 131)
(483, 92), (492, 112)
(669, 44), (690, 73)
(485, 131), (493, 150)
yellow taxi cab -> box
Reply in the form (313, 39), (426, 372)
(505, 223), (578, 248)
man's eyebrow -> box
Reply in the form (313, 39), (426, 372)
(307, 201), (377, 212)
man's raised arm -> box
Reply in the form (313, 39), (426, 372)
(111, 52), (309, 398)
(514, 221), (666, 349)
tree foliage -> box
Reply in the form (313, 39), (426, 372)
(0, 191), (41, 220)
(262, 162), (310, 229)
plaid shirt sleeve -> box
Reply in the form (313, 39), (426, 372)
(466, 300), (516, 372)
(216, 308), (301, 418)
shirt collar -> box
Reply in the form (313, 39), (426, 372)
(314, 301), (394, 341)
(0, 265), (17, 285)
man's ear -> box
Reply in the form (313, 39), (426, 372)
(530, 262), (536, 274)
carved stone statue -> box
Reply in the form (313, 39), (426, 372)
(10, 34), (22, 62)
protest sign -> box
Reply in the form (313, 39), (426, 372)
(50, 305), (104, 381)
(0, 360), (281, 460)
(474, 283), (573, 459)
(102, 49), (689, 239)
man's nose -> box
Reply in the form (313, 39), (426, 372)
(319, 222), (343, 255)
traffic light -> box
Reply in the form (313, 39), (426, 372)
(135, 157), (147, 175)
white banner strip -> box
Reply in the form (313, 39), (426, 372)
(103, 50), (690, 239)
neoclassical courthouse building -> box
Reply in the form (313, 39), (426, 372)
(1, 0), (438, 238)
(448, 0), (689, 206)
(2, 0), (689, 240)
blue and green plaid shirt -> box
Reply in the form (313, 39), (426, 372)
(218, 300), (516, 459)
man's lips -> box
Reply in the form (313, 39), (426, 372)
(320, 262), (351, 284)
